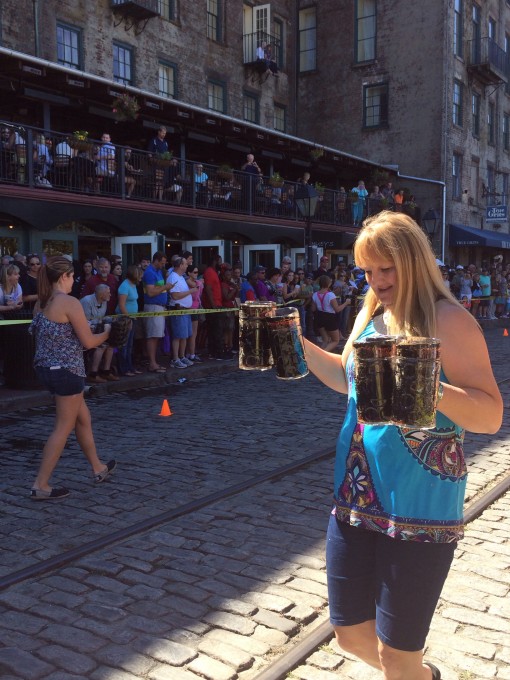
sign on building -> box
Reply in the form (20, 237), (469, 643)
(486, 205), (508, 223)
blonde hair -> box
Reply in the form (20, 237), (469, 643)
(0, 263), (20, 290)
(352, 211), (462, 338)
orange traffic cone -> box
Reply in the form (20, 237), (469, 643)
(159, 399), (172, 416)
(504, 328), (509, 337)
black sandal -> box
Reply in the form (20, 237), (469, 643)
(30, 486), (70, 500)
(424, 661), (441, 679)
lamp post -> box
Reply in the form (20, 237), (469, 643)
(295, 184), (319, 273)
(422, 209), (441, 252)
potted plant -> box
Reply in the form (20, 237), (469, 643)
(68, 130), (93, 152)
(152, 150), (174, 167)
(269, 171), (284, 188)
(112, 93), (140, 121)
(216, 164), (234, 181)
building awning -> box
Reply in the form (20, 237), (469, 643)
(449, 223), (510, 249)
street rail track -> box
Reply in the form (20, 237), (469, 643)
(1, 374), (509, 597)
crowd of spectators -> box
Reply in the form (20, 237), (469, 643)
(442, 258), (510, 319)
(2, 249), (509, 386)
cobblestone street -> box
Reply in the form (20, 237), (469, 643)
(0, 326), (508, 679)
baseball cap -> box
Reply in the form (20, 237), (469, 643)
(456, 265), (464, 270)
(304, 273), (313, 279)
(254, 265), (266, 273)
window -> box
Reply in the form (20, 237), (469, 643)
(207, 0), (222, 42)
(472, 93), (481, 137)
(454, 0), (463, 57)
(487, 166), (495, 194)
(243, 92), (259, 124)
(363, 83), (388, 128)
(207, 80), (225, 113)
(158, 0), (175, 21)
(488, 102), (495, 144)
(472, 4), (481, 62)
(274, 104), (286, 132)
(57, 24), (81, 70)
(453, 79), (463, 126)
(502, 173), (509, 204)
(299, 7), (316, 72)
(273, 18), (284, 69)
(452, 153), (462, 200)
(355, 0), (376, 63)
(159, 62), (176, 99)
(504, 114), (510, 150)
(505, 34), (510, 95)
(113, 43), (133, 85)
(488, 17), (496, 40)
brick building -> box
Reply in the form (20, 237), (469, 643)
(0, 1), (509, 267)
(296, 0), (510, 265)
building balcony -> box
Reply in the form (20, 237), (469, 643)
(467, 37), (508, 85)
(243, 31), (281, 70)
(111, 0), (159, 22)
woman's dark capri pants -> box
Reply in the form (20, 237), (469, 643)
(326, 513), (456, 651)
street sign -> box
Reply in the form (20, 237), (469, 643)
(486, 205), (508, 222)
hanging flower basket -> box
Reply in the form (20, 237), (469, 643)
(112, 94), (140, 121)
(310, 147), (324, 161)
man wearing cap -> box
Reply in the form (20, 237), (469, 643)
(451, 265), (464, 299)
(253, 265), (270, 301)
(313, 256), (330, 282)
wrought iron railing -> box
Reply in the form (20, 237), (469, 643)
(0, 121), (423, 227)
(468, 37), (509, 78)
(242, 31), (281, 67)
(111, 0), (159, 10)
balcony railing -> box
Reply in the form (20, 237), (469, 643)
(243, 31), (281, 68)
(467, 37), (508, 85)
(111, 0), (159, 21)
(0, 121), (422, 229)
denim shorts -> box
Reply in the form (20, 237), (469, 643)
(36, 366), (85, 396)
(169, 312), (192, 339)
(326, 513), (456, 651)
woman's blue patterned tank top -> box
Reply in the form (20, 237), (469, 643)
(30, 313), (86, 377)
(334, 319), (467, 543)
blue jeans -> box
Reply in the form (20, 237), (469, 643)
(118, 326), (135, 374)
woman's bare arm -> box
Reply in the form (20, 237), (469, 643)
(435, 301), (502, 434)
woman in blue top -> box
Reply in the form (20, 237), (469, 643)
(116, 264), (141, 376)
(303, 212), (502, 680)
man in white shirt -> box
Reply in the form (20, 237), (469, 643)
(95, 132), (116, 193)
(168, 257), (193, 369)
